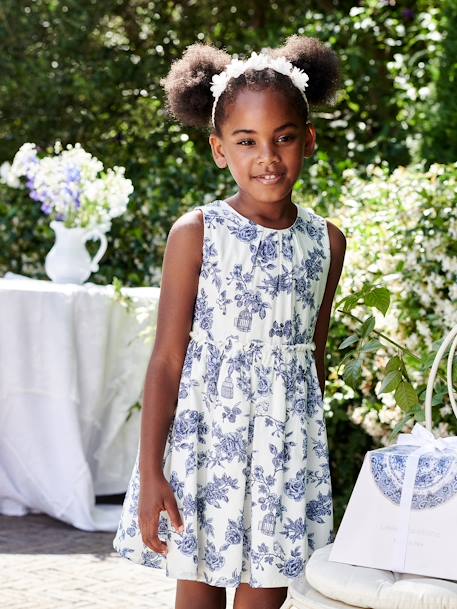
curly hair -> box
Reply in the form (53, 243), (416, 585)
(160, 35), (342, 137)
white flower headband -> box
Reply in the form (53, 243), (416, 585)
(209, 50), (310, 128)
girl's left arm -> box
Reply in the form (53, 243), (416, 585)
(313, 220), (347, 397)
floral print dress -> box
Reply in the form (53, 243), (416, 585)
(113, 198), (334, 588)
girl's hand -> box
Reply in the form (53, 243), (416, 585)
(138, 472), (184, 556)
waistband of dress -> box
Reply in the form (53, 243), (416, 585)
(188, 328), (315, 352)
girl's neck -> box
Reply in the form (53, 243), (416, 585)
(225, 194), (297, 230)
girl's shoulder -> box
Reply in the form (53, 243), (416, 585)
(173, 200), (225, 244)
(188, 199), (231, 228)
(191, 198), (224, 215)
(174, 199), (222, 230)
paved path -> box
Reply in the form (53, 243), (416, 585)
(0, 513), (236, 609)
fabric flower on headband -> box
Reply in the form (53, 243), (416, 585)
(210, 51), (310, 126)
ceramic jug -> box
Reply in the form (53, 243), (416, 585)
(45, 220), (108, 284)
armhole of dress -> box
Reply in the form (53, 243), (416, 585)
(323, 216), (331, 273)
(194, 205), (206, 270)
(304, 206), (331, 267)
(318, 216), (331, 301)
(309, 210), (332, 312)
(318, 217), (332, 310)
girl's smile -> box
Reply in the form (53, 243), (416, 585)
(209, 87), (316, 225)
(254, 173), (285, 185)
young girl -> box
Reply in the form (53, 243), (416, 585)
(114, 34), (346, 609)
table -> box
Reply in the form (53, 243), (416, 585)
(0, 273), (160, 531)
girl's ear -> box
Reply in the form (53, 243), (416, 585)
(304, 123), (316, 158)
(208, 133), (228, 169)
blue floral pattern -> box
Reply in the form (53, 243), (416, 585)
(370, 445), (457, 510)
(113, 198), (333, 588)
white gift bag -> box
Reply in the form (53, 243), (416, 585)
(329, 323), (457, 580)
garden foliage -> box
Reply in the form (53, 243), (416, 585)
(1, 0), (455, 522)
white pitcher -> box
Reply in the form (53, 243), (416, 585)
(45, 220), (108, 284)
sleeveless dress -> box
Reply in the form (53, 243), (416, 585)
(113, 198), (334, 588)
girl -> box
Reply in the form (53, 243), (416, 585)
(114, 34), (346, 609)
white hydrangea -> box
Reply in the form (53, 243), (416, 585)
(440, 404), (453, 417)
(0, 161), (21, 188)
(378, 404), (403, 428)
(9, 142), (39, 180)
(7, 141), (134, 232)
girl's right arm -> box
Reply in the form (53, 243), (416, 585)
(138, 208), (204, 556)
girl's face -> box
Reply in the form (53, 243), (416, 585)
(209, 87), (316, 206)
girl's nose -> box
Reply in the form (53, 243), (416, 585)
(257, 144), (280, 164)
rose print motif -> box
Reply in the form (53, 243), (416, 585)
(284, 468), (306, 501)
(234, 224), (259, 242)
(194, 287), (214, 337)
(205, 541), (226, 571)
(252, 234), (278, 271)
(176, 523), (198, 558)
(113, 199), (333, 588)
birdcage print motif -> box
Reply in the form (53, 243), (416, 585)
(112, 199), (334, 588)
(259, 511), (277, 536)
(235, 308), (252, 332)
(221, 375), (234, 399)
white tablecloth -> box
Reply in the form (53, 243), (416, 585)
(0, 273), (159, 531)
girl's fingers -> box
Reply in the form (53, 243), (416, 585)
(164, 495), (184, 534)
(140, 510), (168, 555)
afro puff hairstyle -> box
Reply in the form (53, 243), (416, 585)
(160, 35), (342, 137)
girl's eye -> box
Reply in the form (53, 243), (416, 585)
(237, 135), (295, 146)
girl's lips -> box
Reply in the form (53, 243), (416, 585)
(253, 173), (285, 185)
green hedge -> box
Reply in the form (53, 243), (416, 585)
(0, 0), (450, 285)
(1, 1), (456, 527)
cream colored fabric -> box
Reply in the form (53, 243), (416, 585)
(281, 575), (362, 609)
(302, 544), (457, 609)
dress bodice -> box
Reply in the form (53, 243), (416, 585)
(190, 199), (330, 349)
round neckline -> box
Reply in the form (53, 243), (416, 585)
(220, 199), (300, 232)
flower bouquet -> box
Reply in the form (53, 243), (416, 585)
(8, 141), (134, 283)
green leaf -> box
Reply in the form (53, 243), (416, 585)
(335, 293), (361, 312)
(360, 315), (376, 338)
(385, 356), (402, 373)
(343, 358), (362, 389)
(422, 350), (439, 369)
(379, 370), (402, 394)
(431, 384), (448, 407)
(361, 339), (383, 353)
(412, 404), (426, 422)
(395, 381), (419, 411)
(364, 288), (391, 316)
(339, 334), (359, 349)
